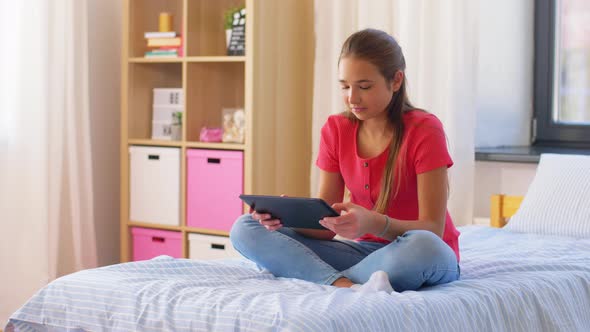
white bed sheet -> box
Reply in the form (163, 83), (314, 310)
(6, 226), (590, 331)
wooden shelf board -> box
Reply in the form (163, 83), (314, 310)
(128, 56), (245, 63)
(185, 141), (245, 150)
(129, 57), (183, 63)
(127, 140), (244, 150)
(128, 139), (183, 147)
(185, 227), (230, 237)
(185, 56), (246, 63)
(128, 221), (182, 231)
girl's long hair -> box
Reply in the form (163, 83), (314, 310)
(339, 29), (414, 213)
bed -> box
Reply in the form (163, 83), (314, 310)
(5, 154), (590, 331)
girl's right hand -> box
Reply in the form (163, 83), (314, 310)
(250, 194), (287, 231)
(252, 211), (283, 231)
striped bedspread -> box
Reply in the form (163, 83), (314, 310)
(6, 226), (590, 331)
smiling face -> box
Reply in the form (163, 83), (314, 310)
(338, 57), (403, 122)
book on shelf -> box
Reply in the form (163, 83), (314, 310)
(144, 32), (183, 58)
(144, 31), (177, 39)
(147, 37), (182, 47)
(145, 49), (179, 58)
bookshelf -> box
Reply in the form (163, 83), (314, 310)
(120, 0), (314, 262)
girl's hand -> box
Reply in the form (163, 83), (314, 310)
(250, 194), (288, 231)
(319, 202), (375, 239)
(252, 211), (282, 231)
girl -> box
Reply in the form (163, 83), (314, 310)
(230, 28), (460, 293)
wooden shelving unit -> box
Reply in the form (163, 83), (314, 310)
(120, 0), (314, 262)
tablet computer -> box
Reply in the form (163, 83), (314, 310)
(238, 195), (339, 230)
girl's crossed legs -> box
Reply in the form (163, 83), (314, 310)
(230, 214), (459, 292)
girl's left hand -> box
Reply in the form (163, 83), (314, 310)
(319, 202), (375, 239)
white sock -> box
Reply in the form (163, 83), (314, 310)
(351, 271), (394, 294)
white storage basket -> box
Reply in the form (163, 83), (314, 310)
(188, 233), (241, 260)
(129, 146), (180, 226)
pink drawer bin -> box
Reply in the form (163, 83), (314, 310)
(186, 149), (243, 232)
(131, 227), (182, 261)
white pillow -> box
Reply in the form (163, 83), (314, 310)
(505, 153), (590, 238)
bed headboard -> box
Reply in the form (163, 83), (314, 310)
(490, 194), (524, 228)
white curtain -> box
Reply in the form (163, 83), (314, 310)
(0, 0), (97, 323)
(311, 0), (479, 226)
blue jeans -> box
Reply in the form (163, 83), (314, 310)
(230, 214), (460, 292)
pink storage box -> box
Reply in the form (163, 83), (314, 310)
(131, 227), (182, 261)
(186, 149), (243, 231)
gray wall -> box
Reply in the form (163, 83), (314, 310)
(475, 0), (534, 147)
(474, 162), (537, 220)
(473, 0), (537, 221)
(88, 0), (121, 266)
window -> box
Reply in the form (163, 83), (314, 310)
(533, 0), (590, 147)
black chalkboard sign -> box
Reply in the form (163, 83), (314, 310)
(227, 8), (246, 56)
